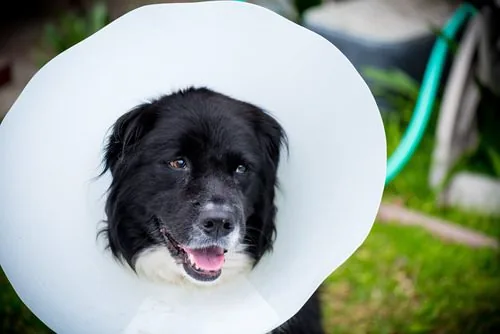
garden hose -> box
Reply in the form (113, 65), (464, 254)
(385, 3), (478, 184)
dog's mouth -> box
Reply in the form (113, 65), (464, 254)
(159, 221), (226, 282)
(182, 246), (225, 282)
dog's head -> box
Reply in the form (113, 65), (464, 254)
(100, 87), (286, 285)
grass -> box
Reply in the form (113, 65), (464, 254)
(321, 223), (500, 334)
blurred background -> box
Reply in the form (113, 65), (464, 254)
(1, 0), (499, 333)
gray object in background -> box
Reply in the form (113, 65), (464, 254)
(302, 0), (456, 106)
(429, 8), (496, 190)
(439, 172), (500, 216)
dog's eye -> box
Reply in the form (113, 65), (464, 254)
(168, 159), (187, 170)
(235, 165), (247, 174)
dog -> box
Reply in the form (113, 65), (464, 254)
(100, 87), (323, 333)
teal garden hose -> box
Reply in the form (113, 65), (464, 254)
(384, 3), (478, 184)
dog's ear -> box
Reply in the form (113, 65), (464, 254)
(255, 110), (288, 172)
(102, 102), (158, 175)
(247, 110), (288, 263)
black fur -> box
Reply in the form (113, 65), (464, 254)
(100, 87), (323, 333)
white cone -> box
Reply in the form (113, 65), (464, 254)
(0, 1), (386, 333)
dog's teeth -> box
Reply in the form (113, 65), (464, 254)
(187, 253), (203, 271)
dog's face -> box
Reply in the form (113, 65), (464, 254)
(101, 88), (286, 285)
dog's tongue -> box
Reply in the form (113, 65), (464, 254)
(185, 246), (225, 271)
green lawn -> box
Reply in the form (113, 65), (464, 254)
(321, 223), (500, 334)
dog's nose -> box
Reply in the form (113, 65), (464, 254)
(201, 218), (235, 238)
(198, 204), (236, 238)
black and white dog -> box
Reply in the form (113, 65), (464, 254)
(100, 87), (323, 333)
